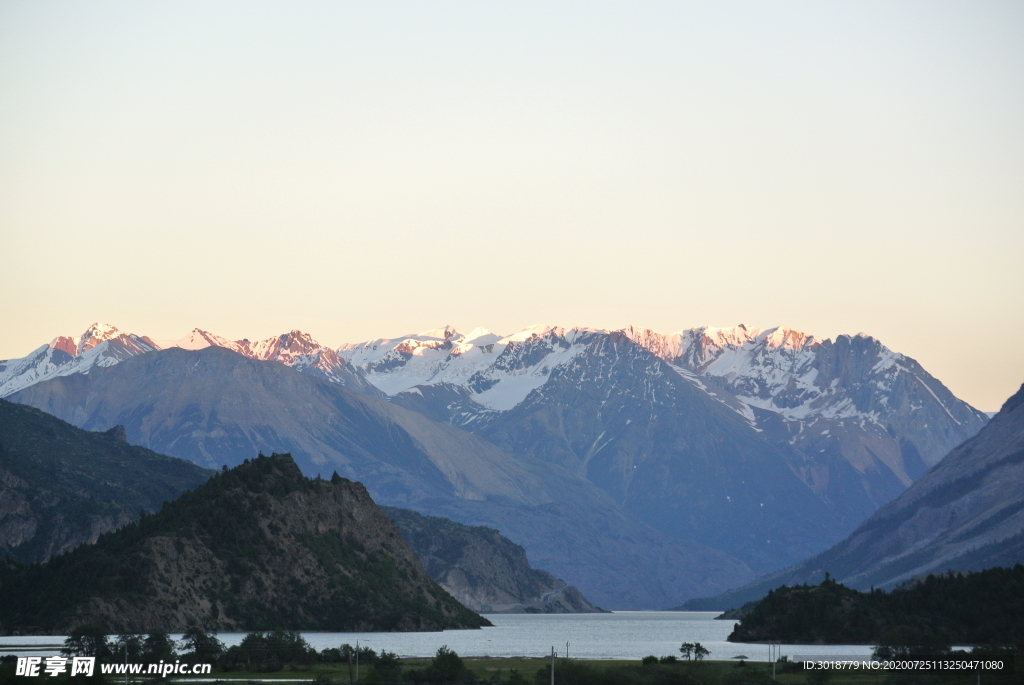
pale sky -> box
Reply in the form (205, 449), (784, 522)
(1, 2), (1022, 411)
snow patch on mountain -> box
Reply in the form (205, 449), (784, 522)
(153, 329), (232, 351)
(338, 325), (599, 410)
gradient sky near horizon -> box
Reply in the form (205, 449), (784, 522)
(1, 2), (1022, 411)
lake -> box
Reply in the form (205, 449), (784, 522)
(0, 612), (879, 661)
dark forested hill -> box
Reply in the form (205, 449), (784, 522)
(728, 565), (1024, 645)
(382, 506), (602, 613)
(0, 453), (489, 634)
(0, 398), (213, 563)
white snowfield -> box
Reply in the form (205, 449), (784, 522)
(0, 321), (981, 462)
(337, 324), (595, 410)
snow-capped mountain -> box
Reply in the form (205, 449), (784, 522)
(339, 324), (985, 463)
(0, 323), (159, 398)
(339, 323), (988, 569)
(157, 328), (374, 391)
(621, 324), (986, 468)
(0, 324), (373, 397)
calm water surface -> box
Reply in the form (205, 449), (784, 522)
(0, 612), (877, 661)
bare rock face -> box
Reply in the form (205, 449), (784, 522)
(0, 399), (212, 563)
(383, 507), (603, 613)
(0, 454), (489, 634)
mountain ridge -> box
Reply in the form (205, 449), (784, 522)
(2, 321), (988, 596)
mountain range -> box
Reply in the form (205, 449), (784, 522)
(0, 322), (990, 605)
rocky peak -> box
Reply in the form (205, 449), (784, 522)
(277, 330), (322, 355)
(48, 336), (78, 356)
(102, 424), (128, 443)
(76, 323), (125, 355)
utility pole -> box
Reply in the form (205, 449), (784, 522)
(355, 641), (359, 683)
(566, 641), (569, 659)
(550, 646), (555, 685)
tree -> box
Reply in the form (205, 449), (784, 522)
(679, 642), (694, 660)
(506, 669), (527, 684)
(407, 646), (476, 685)
(141, 631), (177, 664)
(112, 635), (143, 662)
(180, 628), (224, 663)
(62, 625), (112, 662)
(693, 643), (709, 661)
(805, 670), (832, 685)
(431, 646), (467, 683)
(226, 631), (316, 672)
(365, 650), (401, 684)
(872, 625), (949, 660)
(318, 647), (344, 663)
(339, 643), (377, 682)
